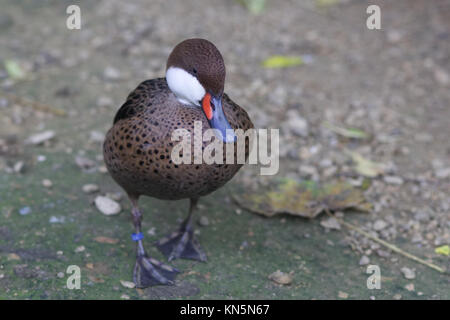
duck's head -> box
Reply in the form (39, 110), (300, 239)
(166, 38), (235, 142)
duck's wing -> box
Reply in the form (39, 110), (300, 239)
(222, 93), (254, 131)
(113, 78), (168, 124)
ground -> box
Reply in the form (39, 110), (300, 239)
(0, 0), (449, 299)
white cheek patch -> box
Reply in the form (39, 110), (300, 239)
(166, 67), (206, 106)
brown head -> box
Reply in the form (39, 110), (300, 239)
(165, 38), (235, 142)
(166, 38), (225, 97)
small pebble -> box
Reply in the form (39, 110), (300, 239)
(359, 255), (370, 265)
(268, 270), (293, 285)
(198, 216), (209, 227)
(98, 165), (108, 173)
(19, 206), (31, 216)
(434, 68), (449, 86)
(75, 156), (96, 170)
(338, 291), (349, 299)
(103, 66), (122, 80)
(57, 272), (64, 278)
(405, 283), (415, 292)
(42, 179), (53, 188)
(287, 116), (309, 137)
(49, 216), (65, 224)
(120, 294), (130, 300)
(401, 267), (416, 279)
(95, 196), (121, 215)
(13, 161), (25, 173)
(383, 176), (404, 185)
(97, 96), (114, 107)
(435, 168), (450, 179)
(320, 217), (341, 230)
(373, 219), (388, 231)
(120, 280), (136, 289)
(25, 130), (55, 145)
(147, 227), (156, 236)
(75, 245), (85, 253)
(393, 294), (402, 300)
(105, 191), (123, 202)
(82, 184), (100, 194)
(89, 131), (105, 143)
(376, 250), (390, 258)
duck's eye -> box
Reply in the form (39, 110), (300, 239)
(192, 68), (198, 74)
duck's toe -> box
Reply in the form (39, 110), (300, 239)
(133, 255), (179, 288)
(156, 230), (207, 262)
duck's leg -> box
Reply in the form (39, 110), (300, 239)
(129, 196), (179, 287)
(156, 198), (207, 262)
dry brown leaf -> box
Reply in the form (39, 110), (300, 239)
(94, 236), (119, 244)
(233, 178), (372, 218)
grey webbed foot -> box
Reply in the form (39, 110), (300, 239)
(156, 229), (207, 262)
(133, 255), (179, 288)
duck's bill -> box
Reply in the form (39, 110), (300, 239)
(202, 93), (236, 143)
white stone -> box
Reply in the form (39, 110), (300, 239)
(95, 196), (121, 215)
(25, 130), (55, 145)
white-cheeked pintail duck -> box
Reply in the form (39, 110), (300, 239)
(103, 38), (254, 287)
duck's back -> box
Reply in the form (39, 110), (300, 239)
(103, 78), (253, 200)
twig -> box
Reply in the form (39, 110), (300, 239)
(325, 209), (446, 274)
(1, 93), (66, 116)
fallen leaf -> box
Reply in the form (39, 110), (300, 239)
(435, 245), (449, 256)
(324, 122), (369, 139)
(94, 236), (119, 244)
(88, 275), (105, 283)
(316, 0), (340, 8)
(347, 151), (384, 178)
(7, 253), (21, 261)
(235, 0), (266, 15)
(262, 55), (303, 68)
(4, 60), (26, 80)
(234, 178), (371, 219)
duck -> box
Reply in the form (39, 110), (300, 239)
(103, 38), (254, 288)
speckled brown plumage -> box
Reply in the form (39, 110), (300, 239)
(103, 78), (253, 200)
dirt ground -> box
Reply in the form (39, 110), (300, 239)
(0, 0), (449, 299)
